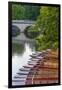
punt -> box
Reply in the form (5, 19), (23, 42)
(12, 81), (25, 85)
(14, 74), (28, 78)
(19, 68), (31, 71)
(27, 63), (37, 65)
(23, 65), (34, 68)
(36, 56), (43, 59)
(17, 71), (29, 74)
(28, 60), (38, 63)
(29, 58), (39, 60)
(17, 73), (29, 75)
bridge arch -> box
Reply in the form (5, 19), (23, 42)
(12, 25), (20, 37)
(12, 20), (35, 33)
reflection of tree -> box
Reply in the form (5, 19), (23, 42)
(12, 43), (25, 55)
(26, 42), (36, 52)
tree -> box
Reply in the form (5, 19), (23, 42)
(12, 4), (40, 20)
(35, 6), (59, 51)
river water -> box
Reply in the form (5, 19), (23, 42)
(12, 34), (36, 82)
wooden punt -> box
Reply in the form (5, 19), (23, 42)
(26, 77), (58, 80)
(36, 56), (43, 59)
(19, 68), (31, 71)
(14, 76), (27, 79)
(12, 80), (26, 82)
(12, 81), (26, 85)
(17, 73), (29, 75)
(13, 78), (27, 80)
(23, 65), (34, 68)
(17, 71), (29, 74)
(30, 58), (39, 60)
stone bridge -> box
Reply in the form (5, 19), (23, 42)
(12, 20), (35, 32)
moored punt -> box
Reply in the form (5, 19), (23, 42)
(28, 63), (40, 67)
(34, 51), (48, 55)
(25, 75), (58, 85)
(14, 76), (27, 79)
(12, 80), (26, 85)
(29, 60), (39, 62)
(30, 67), (58, 73)
(26, 77), (58, 80)
(23, 65), (34, 68)
(32, 58), (42, 61)
(29, 58), (43, 63)
(31, 53), (39, 56)
(28, 65), (58, 71)
(33, 51), (42, 54)
(28, 62), (38, 65)
(36, 56), (43, 59)
(12, 81), (26, 85)
(17, 73), (29, 75)
(31, 52), (42, 56)
(28, 62), (42, 66)
(17, 72), (57, 75)
(22, 67), (33, 70)
(30, 55), (37, 58)
(19, 69), (31, 72)
(19, 67), (31, 71)
(12, 80), (26, 83)
(29, 58), (39, 61)
(13, 77), (27, 80)
(28, 60), (38, 63)
(35, 66), (58, 70)
(28, 61), (42, 66)
(29, 59), (44, 63)
(14, 74), (28, 78)
(32, 50), (50, 57)
(30, 52), (44, 58)
(17, 70), (42, 75)
(17, 71), (30, 74)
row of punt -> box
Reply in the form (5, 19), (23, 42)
(12, 49), (58, 86)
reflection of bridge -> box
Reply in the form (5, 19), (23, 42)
(12, 33), (35, 43)
(12, 20), (35, 32)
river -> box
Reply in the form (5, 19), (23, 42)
(12, 33), (36, 85)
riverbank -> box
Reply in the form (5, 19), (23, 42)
(26, 49), (58, 84)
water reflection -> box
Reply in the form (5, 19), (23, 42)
(12, 43), (25, 56)
(12, 42), (35, 79)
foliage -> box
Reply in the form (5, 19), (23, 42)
(12, 4), (40, 20)
(34, 6), (59, 51)
(24, 26), (40, 39)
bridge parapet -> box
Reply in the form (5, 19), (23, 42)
(12, 20), (35, 24)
